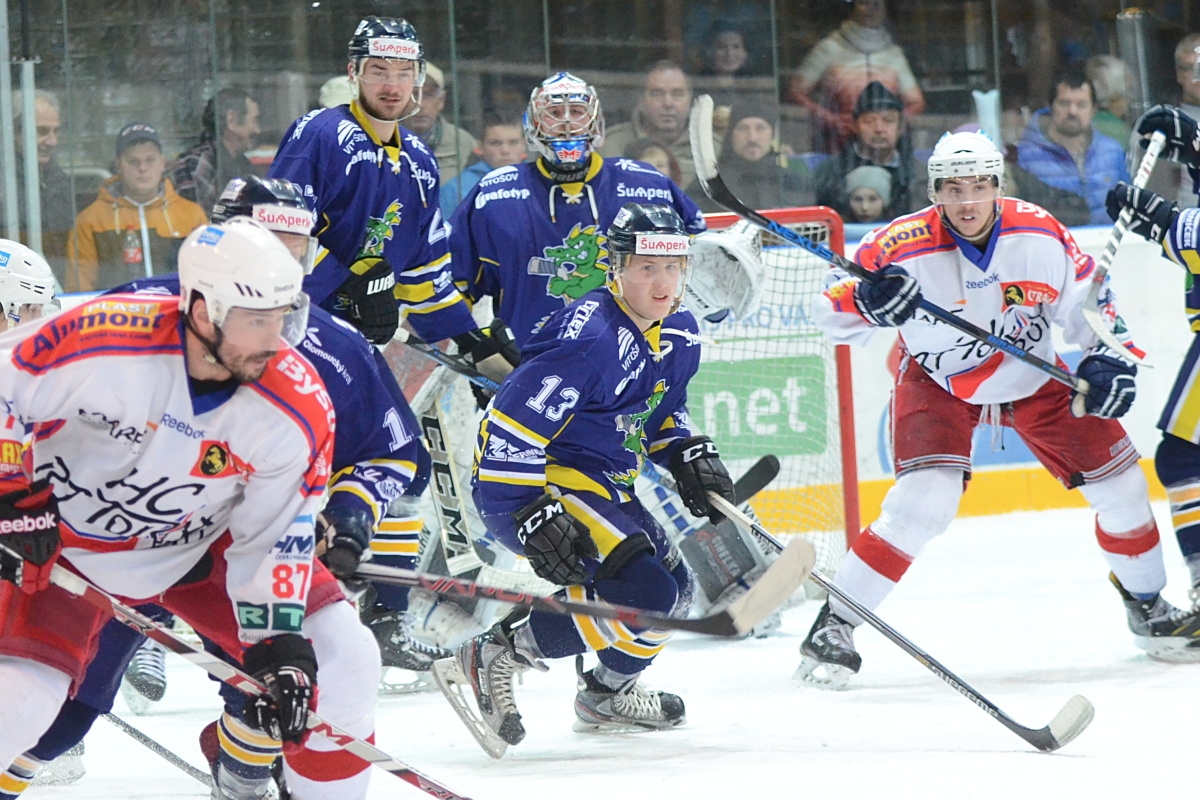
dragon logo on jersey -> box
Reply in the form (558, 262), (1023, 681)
(361, 200), (403, 257)
(527, 224), (608, 302)
(606, 379), (668, 487)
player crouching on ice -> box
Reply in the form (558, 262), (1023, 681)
(800, 129), (1200, 689)
(432, 202), (735, 758)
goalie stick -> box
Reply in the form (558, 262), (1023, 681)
(706, 492), (1095, 752)
(1080, 130), (1165, 366)
(101, 712), (214, 789)
(688, 94), (1089, 398)
(355, 532), (815, 638)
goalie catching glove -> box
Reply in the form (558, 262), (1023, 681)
(333, 256), (398, 345)
(0, 480), (61, 595)
(1071, 345), (1137, 419)
(669, 435), (735, 524)
(242, 634), (319, 745)
(687, 220), (766, 322)
(512, 493), (598, 585)
(854, 264), (922, 327)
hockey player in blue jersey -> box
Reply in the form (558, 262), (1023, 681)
(433, 202), (737, 758)
(267, 15), (517, 389)
(448, 71), (707, 349)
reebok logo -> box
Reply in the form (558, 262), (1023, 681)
(0, 510), (57, 534)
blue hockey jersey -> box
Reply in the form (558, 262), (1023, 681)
(268, 101), (476, 343)
(449, 154), (706, 347)
(472, 288), (702, 517)
(109, 275), (421, 526)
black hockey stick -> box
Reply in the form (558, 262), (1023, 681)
(391, 327), (501, 392)
(101, 712), (214, 789)
(688, 94), (1088, 397)
(356, 532), (814, 638)
(642, 454), (780, 507)
(707, 493), (1095, 752)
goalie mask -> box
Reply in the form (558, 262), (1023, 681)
(606, 202), (691, 318)
(687, 220), (765, 322)
(212, 177), (320, 275)
(0, 239), (57, 328)
(524, 71), (605, 170)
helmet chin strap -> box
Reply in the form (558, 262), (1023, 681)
(184, 313), (230, 371)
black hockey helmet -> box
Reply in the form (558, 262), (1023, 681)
(606, 202), (692, 313)
(347, 16), (424, 66)
(211, 176), (319, 273)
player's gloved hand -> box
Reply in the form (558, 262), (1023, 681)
(315, 504), (373, 580)
(853, 264), (922, 327)
(512, 493), (598, 585)
(1071, 345), (1138, 419)
(1105, 182), (1179, 245)
(334, 257), (398, 345)
(668, 435), (735, 525)
(0, 480), (62, 595)
(242, 634), (319, 745)
(453, 320), (522, 408)
(1137, 104), (1200, 169)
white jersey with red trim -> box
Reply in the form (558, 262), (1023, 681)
(814, 198), (1127, 405)
(0, 294), (334, 647)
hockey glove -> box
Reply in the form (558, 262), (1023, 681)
(315, 504), (373, 580)
(242, 634), (318, 745)
(1137, 104), (1200, 170)
(1105, 182), (1179, 245)
(0, 480), (62, 595)
(333, 257), (399, 345)
(668, 435), (736, 525)
(453, 320), (522, 408)
(1071, 345), (1138, 419)
(512, 493), (598, 586)
(853, 264), (922, 327)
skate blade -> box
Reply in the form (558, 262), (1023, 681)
(119, 679), (154, 716)
(1135, 635), (1200, 663)
(31, 755), (85, 787)
(571, 715), (687, 734)
(792, 656), (855, 690)
(431, 657), (510, 760)
(378, 666), (439, 695)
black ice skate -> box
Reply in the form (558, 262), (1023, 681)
(794, 601), (862, 689)
(572, 656), (686, 733)
(361, 604), (452, 693)
(1111, 573), (1200, 663)
(121, 639), (167, 714)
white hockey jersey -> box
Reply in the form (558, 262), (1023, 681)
(814, 199), (1128, 404)
(0, 295), (334, 646)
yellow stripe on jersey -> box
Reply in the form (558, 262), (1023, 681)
(556, 491), (626, 555)
(370, 539), (420, 554)
(610, 637), (669, 659)
(490, 410), (550, 447)
(327, 484), (382, 515)
(1171, 508), (1200, 529)
(477, 468), (546, 486)
(393, 281), (438, 303)
(1168, 483), (1200, 506)
(406, 253), (451, 277)
(546, 466), (615, 504)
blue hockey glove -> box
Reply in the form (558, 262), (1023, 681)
(854, 264), (922, 327)
(1105, 182), (1179, 245)
(1071, 346), (1138, 419)
(512, 494), (598, 586)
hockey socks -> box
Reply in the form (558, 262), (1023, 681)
(200, 713), (280, 799)
(0, 753), (45, 798)
(367, 513), (422, 609)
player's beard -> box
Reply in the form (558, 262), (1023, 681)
(216, 342), (277, 383)
(359, 89), (412, 124)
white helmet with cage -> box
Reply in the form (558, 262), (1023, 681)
(524, 71), (606, 169)
(178, 217), (309, 346)
(0, 239), (57, 326)
(926, 130), (1005, 201)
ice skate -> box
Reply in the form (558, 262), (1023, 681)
(572, 656), (686, 733)
(362, 605), (452, 693)
(1111, 573), (1200, 663)
(31, 742), (85, 787)
(121, 639), (168, 714)
(794, 601), (862, 689)
(432, 618), (546, 759)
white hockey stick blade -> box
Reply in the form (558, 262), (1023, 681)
(724, 536), (814, 635)
(1041, 695), (1095, 750)
(689, 94), (719, 190)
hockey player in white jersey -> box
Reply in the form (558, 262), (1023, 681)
(0, 218), (381, 800)
(801, 130), (1200, 688)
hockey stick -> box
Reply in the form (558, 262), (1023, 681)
(1080, 130), (1166, 366)
(101, 712), (214, 789)
(356, 533), (814, 638)
(391, 326), (501, 392)
(706, 493), (1095, 752)
(31, 562), (475, 800)
(688, 94), (1087, 396)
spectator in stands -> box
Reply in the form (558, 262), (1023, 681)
(404, 62), (476, 182)
(624, 138), (683, 186)
(784, 0), (925, 155)
(600, 61), (697, 187)
(687, 99), (812, 212)
(811, 81), (923, 219)
(319, 75), (355, 109)
(1016, 68), (1129, 225)
(169, 88), (260, 216)
(440, 111), (527, 217)
(843, 164), (890, 223)
(1086, 55), (1131, 146)
(69, 123), (207, 292)
(6, 89), (74, 284)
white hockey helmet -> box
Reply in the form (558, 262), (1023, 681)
(524, 71), (606, 169)
(926, 130), (1005, 201)
(178, 217), (309, 346)
(0, 239), (57, 326)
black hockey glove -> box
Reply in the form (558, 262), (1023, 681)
(668, 435), (735, 525)
(333, 257), (399, 345)
(316, 505), (373, 580)
(1105, 182), (1179, 245)
(1071, 345), (1138, 420)
(0, 480), (61, 595)
(1137, 104), (1200, 170)
(853, 264), (922, 327)
(512, 494), (598, 586)
(453, 320), (522, 408)
(242, 634), (318, 745)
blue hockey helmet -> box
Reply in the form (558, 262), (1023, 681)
(606, 202), (691, 314)
(211, 177), (319, 274)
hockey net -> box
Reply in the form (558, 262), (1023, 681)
(696, 207), (857, 580)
